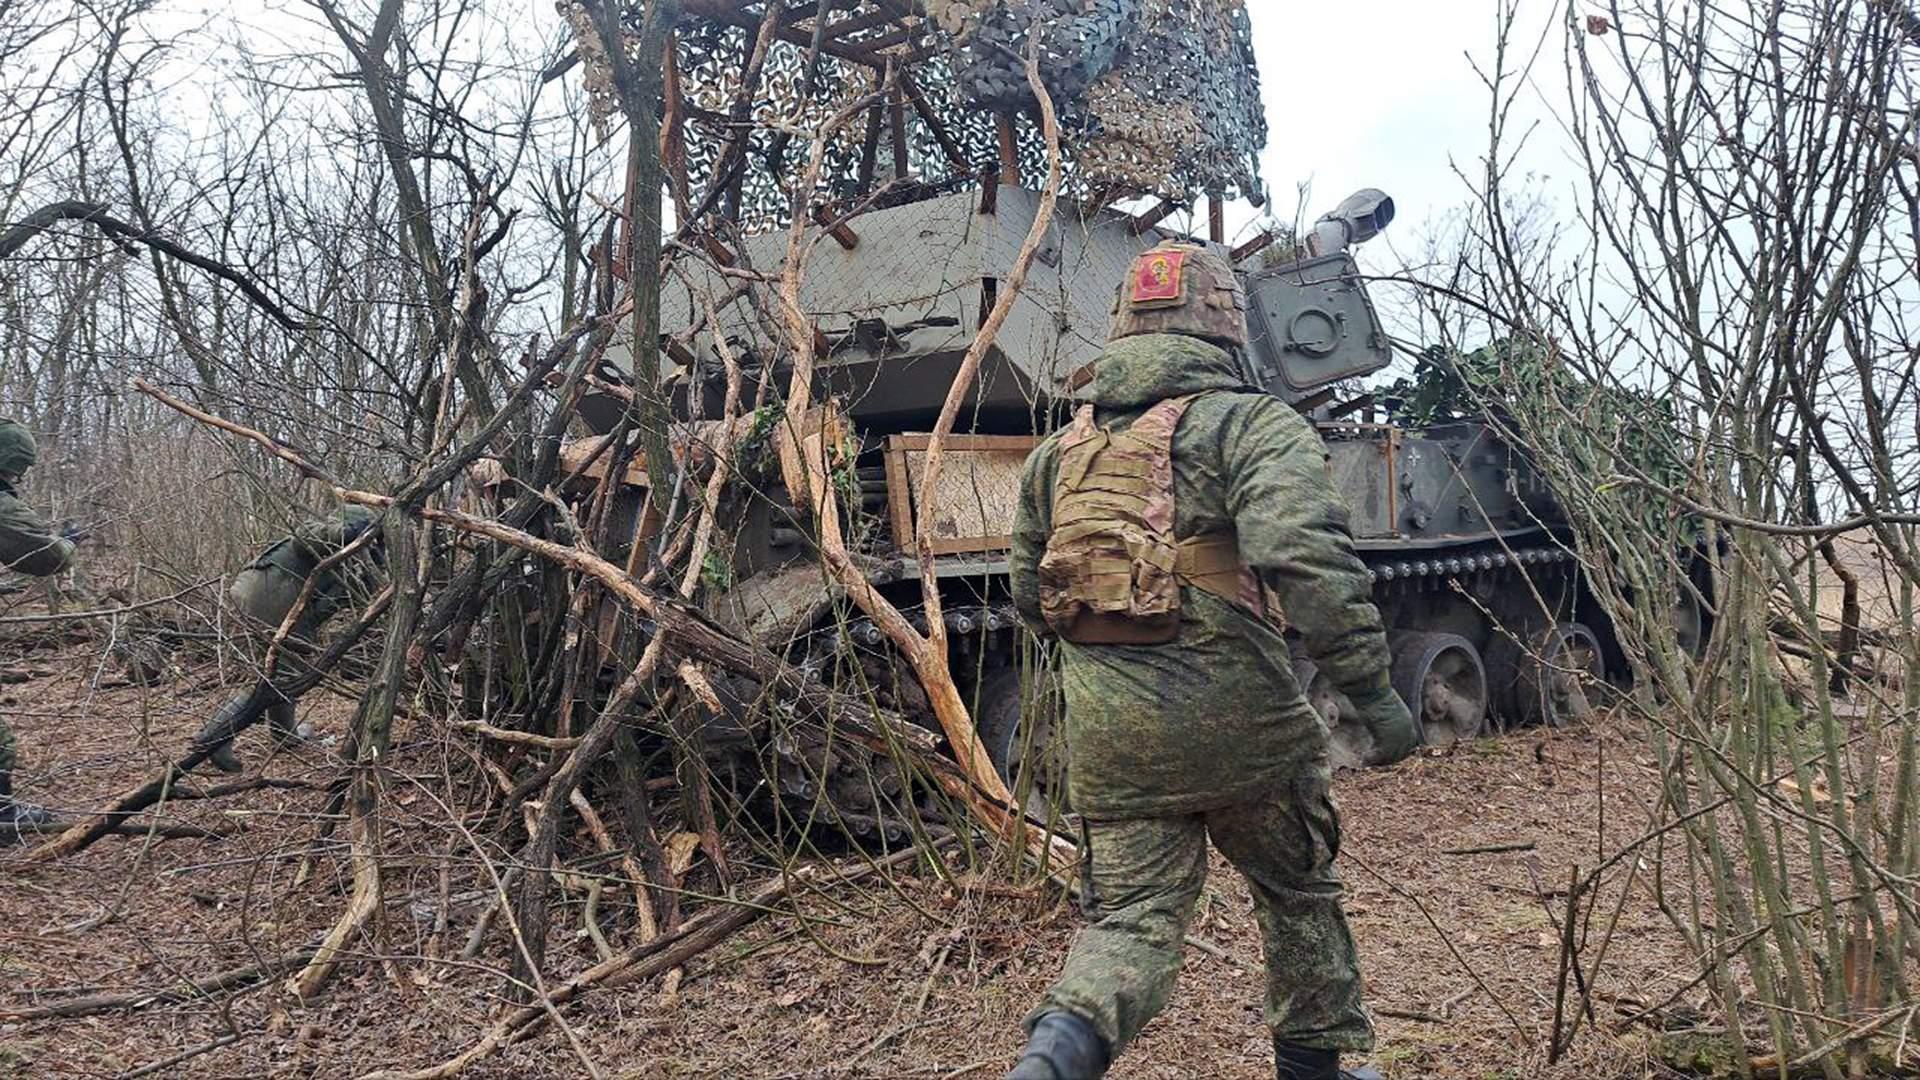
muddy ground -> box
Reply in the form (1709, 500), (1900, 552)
(0, 638), (1706, 1079)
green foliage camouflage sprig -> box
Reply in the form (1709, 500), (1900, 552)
(1384, 338), (1693, 538)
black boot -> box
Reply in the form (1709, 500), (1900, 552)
(0, 768), (53, 833)
(206, 741), (243, 773)
(196, 689), (268, 774)
(1274, 1041), (1383, 1080)
(1007, 1012), (1110, 1080)
(267, 701), (312, 749)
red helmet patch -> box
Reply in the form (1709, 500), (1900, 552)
(1128, 249), (1187, 306)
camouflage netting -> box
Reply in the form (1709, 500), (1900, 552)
(557, 3), (617, 133)
(563, 1), (1268, 230)
(675, 19), (889, 205)
(929, 0), (1267, 205)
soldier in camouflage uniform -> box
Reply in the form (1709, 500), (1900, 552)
(0, 419), (76, 829)
(1004, 244), (1418, 1080)
(197, 505), (381, 773)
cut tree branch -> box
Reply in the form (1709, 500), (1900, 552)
(1, 201), (309, 331)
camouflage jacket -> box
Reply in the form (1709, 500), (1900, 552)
(1011, 333), (1393, 818)
(0, 481), (74, 577)
(233, 506), (382, 628)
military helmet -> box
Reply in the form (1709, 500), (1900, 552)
(1108, 241), (1248, 347)
(0, 419), (37, 480)
(339, 504), (382, 546)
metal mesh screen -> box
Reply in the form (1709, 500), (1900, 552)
(931, 0), (1267, 204)
(563, 1), (1268, 232)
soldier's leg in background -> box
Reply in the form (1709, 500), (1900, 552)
(1028, 813), (1210, 1056)
(193, 682), (277, 773)
(0, 714), (16, 805)
(265, 611), (325, 745)
(210, 573), (281, 770)
(1206, 771), (1373, 1059)
(0, 712), (52, 828)
(265, 696), (302, 744)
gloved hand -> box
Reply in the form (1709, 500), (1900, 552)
(1348, 684), (1420, 766)
(59, 522), (89, 544)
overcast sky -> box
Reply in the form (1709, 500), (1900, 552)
(1250, 2), (1517, 236)
(140, 1), (1550, 240)
(1238, 1), (1570, 254)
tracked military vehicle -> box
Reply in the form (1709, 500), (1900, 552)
(554, 2), (1638, 799)
(613, 182), (1626, 779)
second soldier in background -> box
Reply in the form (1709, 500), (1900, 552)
(198, 505), (382, 773)
(0, 418), (77, 828)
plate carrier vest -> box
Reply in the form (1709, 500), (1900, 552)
(1037, 392), (1269, 644)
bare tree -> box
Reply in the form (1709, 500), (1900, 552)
(1402, 2), (1920, 1073)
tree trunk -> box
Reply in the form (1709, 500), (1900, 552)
(289, 509), (425, 999)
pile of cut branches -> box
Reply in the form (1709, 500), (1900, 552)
(1, 9), (1075, 1076)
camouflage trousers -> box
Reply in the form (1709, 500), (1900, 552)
(0, 714), (13, 774)
(1030, 770), (1374, 1056)
(191, 603), (326, 755)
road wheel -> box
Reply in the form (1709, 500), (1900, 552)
(976, 665), (1067, 810)
(1389, 631), (1488, 746)
(1488, 621), (1606, 728)
(1293, 658), (1397, 769)
(1671, 583), (1706, 658)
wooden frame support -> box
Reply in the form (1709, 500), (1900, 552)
(700, 233), (737, 267)
(811, 203), (860, 250)
(1231, 228), (1277, 264)
(899, 71), (970, 172)
(1128, 198), (1179, 236)
(996, 112), (1020, 186)
(884, 433), (1040, 555)
(889, 79), (910, 178)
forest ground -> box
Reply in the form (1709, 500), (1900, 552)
(0, 633), (1703, 1080)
